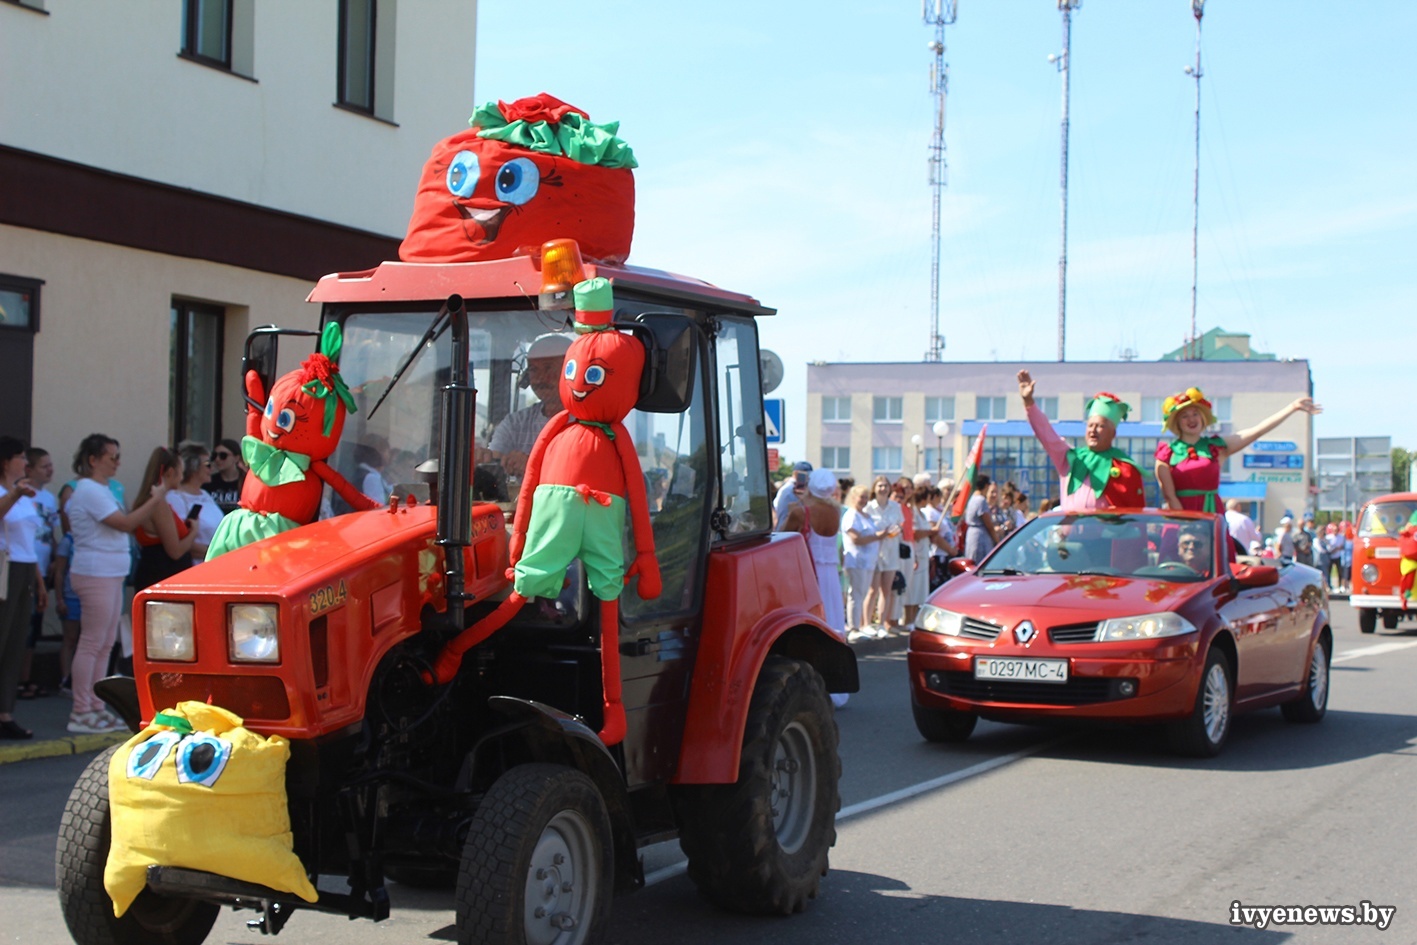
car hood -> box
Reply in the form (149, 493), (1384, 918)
(933, 572), (1208, 623)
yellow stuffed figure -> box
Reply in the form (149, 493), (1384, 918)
(105, 701), (318, 916)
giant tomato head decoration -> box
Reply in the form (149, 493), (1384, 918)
(259, 324), (357, 461)
(400, 93), (637, 265)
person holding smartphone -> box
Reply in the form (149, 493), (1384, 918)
(772, 460), (814, 531)
(167, 442), (224, 561)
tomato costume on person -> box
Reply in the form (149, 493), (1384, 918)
(430, 278), (660, 746)
(1026, 391), (1144, 512)
(1155, 387), (1225, 513)
(1399, 511), (1417, 610)
(399, 93), (637, 265)
(207, 324), (379, 559)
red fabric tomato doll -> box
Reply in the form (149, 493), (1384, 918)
(430, 278), (659, 746)
(207, 324), (379, 559)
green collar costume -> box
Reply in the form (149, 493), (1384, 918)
(242, 436), (311, 487)
(1163, 435), (1225, 467)
(1067, 446), (1139, 496)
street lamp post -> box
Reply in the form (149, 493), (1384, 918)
(912, 434), (923, 477)
(932, 420), (951, 483)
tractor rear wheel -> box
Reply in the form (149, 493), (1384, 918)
(673, 656), (840, 915)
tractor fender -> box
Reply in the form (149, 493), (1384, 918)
(673, 608), (857, 786)
(475, 695), (642, 893)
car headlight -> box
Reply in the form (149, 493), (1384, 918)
(1360, 564), (1379, 584)
(916, 604), (966, 636)
(145, 601), (196, 662)
(229, 604), (280, 663)
(1096, 612), (1197, 642)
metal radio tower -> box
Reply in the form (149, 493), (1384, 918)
(1185, 0), (1205, 360)
(923, 0), (957, 363)
(1050, 0), (1081, 362)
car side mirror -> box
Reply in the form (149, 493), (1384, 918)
(1232, 563), (1279, 588)
(948, 558), (976, 576)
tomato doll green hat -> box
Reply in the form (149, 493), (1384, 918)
(572, 277), (615, 332)
(1162, 386), (1216, 434)
(1084, 392), (1131, 427)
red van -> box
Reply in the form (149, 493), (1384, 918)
(1350, 492), (1417, 633)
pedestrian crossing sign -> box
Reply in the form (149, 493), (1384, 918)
(763, 398), (784, 444)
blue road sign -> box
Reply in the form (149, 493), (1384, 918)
(1252, 440), (1298, 452)
(763, 398), (784, 444)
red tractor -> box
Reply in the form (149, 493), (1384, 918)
(56, 250), (856, 945)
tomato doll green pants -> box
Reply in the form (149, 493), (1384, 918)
(513, 484), (628, 601)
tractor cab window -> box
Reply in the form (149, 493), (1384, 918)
(713, 317), (770, 538)
(326, 306), (576, 515)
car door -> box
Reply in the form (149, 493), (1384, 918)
(1267, 564), (1321, 691)
(1219, 578), (1290, 702)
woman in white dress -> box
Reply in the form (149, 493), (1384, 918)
(840, 485), (883, 641)
(863, 476), (903, 636)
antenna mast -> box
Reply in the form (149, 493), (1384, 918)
(923, 0), (957, 362)
(1052, 0), (1080, 362)
(1185, 0), (1205, 360)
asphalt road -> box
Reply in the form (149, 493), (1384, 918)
(3, 600), (1415, 945)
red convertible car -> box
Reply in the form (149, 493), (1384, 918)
(908, 510), (1330, 756)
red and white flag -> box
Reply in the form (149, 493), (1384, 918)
(949, 425), (988, 519)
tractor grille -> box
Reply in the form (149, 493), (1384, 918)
(1049, 622), (1100, 643)
(958, 617), (1003, 641)
(925, 670), (1126, 706)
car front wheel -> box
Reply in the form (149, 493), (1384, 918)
(912, 702), (978, 743)
(1281, 635), (1330, 724)
(1168, 648), (1233, 757)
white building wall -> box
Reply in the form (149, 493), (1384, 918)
(0, 0), (477, 237)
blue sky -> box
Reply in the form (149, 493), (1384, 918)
(473, 1), (1417, 460)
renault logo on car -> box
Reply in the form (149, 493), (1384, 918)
(1015, 620), (1036, 644)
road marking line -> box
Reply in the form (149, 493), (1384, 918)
(1333, 641), (1417, 664)
(643, 736), (1066, 888)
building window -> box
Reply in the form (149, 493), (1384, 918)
(1215, 396), (1232, 422)
(338, 0), (376, 111)
(170, 301), (224, 448)
(338, 0), (396, 122)
(0, 275), (41, 331)
(924, 447), (953, 477)
(822, 446), (850, 471)
(872, 447), (902, 476)
(182, 0), (231, 68)
(925, 395), (954, 423)
(1140, 396), (1164, 423)
(822, 395), (851, 423)
(975, 396), (1005, 420)
(873, 396), (902, 423)
(1038, 396), (1059, 421)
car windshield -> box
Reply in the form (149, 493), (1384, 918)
(977, 512), (1219, 582)
(1358, 500), (1417, 538)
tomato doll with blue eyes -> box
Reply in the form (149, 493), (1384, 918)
(430, 278), (660, 746)
(207, 324), (380, 559)
(399, 93), (638, 264)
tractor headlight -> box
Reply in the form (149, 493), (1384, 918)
(145, 602), (196, 662)
(228, 604), (280, 663)
(1096, 612), (1197, 642)
(915, 604), (966, 637)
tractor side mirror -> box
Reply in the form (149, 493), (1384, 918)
(628, 312), (698, 414)
(242, 325), (320, 411)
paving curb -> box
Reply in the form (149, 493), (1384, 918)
(0, 731), (128, 767)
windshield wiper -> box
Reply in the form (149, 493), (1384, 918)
(982, 567), (1025, 575)
(366, 304), (452, 421)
